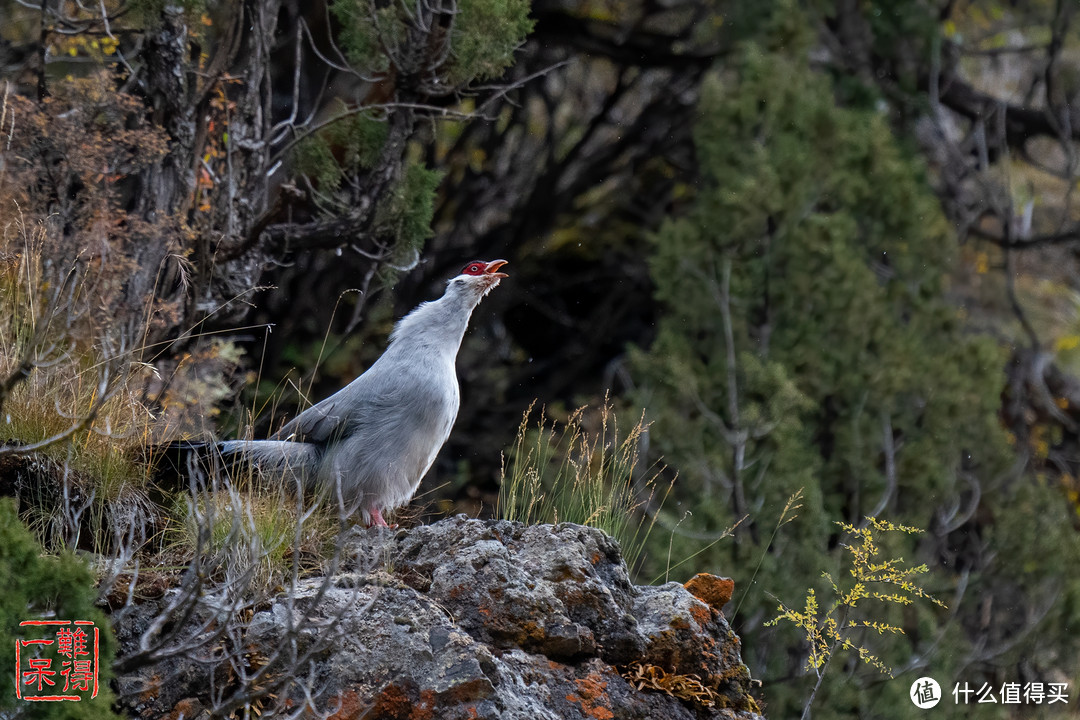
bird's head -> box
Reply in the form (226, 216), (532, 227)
(448, 259), (509, 302)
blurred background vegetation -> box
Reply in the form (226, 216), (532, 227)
(2, 0), (1080, 716)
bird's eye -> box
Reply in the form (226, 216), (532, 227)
(461, 262), (485, 276)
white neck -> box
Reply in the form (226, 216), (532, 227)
(387, 281), (483, 360)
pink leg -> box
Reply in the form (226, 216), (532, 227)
(368, 507), (398, 529)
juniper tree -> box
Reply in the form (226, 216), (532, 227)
(631, 29), (1080, 718)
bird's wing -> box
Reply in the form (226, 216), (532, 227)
(272, 387), (354, 444)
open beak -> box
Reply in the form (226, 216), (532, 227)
(484, 259), (509, 278)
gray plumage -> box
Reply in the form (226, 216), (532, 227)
(216, 260), (508, 526)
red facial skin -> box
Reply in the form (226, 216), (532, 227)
(460, 260), (509, 278)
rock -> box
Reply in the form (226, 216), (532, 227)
(112, 516), (763, 719)
(684, 573), (735, 611)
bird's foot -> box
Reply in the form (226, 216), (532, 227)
(369, 508), (398, 530)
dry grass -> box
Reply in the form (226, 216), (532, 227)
(497, 394), (672, 575)
(165, 476), (339, 588)
(0, 216), (345, 585)
(0, 208), (160, 551)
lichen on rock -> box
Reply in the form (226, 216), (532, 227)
(113, 515), (762, 719)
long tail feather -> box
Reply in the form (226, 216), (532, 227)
(217, 439), (321, 478)
(152, 439), (321, 484)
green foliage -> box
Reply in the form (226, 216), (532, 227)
(449, 0), (535, 84)
(497, 399), (670, 575)
(332, 0), (532, 84)
(376, 159), (444, 265)
(293, 111), (390, 193)
(293, 128), (441, 285)
(0, 498), (120, 718)
(983, 476), (1080, 662)
(631, 33), (1015, 719)
(859, 0), (938, 76)
(342, 113), (392, 170)
(635, 37), (1007, 536)
(332, 0), (396, 74)
(294, 134), (346, 193)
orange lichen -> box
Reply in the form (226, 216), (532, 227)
(166, 698), (202, 720)
(440, 678), (494, 706)
(514, 619), (546, 643)
(359, 684), (437, 720)
(447, 583), (472, 600)
(688, 601), (713, 626)
(140, 674), (162, 703)
(684, 574), (734, 610)
(411, 689), (440, 718)
(565, 672), (615, 720)
(329, 689), (374, 719)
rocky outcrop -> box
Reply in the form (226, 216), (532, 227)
(114, 516), (762, 719)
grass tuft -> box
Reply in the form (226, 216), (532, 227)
(167, 484), (336, 589)
(0, 213), (159, 554)
(497, 394), (672, 576)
